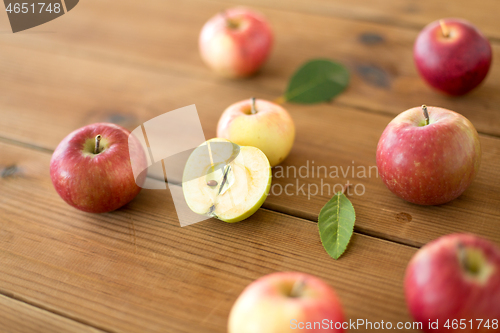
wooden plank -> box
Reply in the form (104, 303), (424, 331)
(265, 104), (500, 247)
(1, 0), (500, 136)
(0, 43), (499, 247)
(0, 293), (103, 333)
(213, 0), (500, 40)
(0, 140), (419, 332)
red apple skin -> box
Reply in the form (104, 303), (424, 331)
(228, 272), (345, 333)
(414, 18), (492, 96)
(199, 8), (273, 78)
(50, 123), (147, 213)
(405, 234), (500, 332)
(376, 106), (481, 205)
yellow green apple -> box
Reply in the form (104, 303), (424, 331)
(217, 98), (295, 167)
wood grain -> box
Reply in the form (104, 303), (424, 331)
(1, 0), (500, 136)
(213, 0), (500, 40)
(0, 43), (498, 247)
(0, 140), (419, 332)
(0, 295), (103, 333)
(1, 1), (499, 330)
(265, 104), (500, 247)
(0, 293), (103, 333)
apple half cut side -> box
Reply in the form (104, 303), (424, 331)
(182, 138), (272, 223)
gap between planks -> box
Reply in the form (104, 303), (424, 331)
(0, 288), (111, 333)
(207, 0), (500, 44)
(259, 207), (420, 249)
(1, 17), (499, 140)
(0, 135), (422, 249)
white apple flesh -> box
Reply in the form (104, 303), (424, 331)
(182, 138), (271, 223)
(405, 233), (500, 332)
(228, 272), (345, 333)
(217, 98), (295, 167)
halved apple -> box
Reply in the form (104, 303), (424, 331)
(182, 138), (271, 223)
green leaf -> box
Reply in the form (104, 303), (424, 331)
(318, 192), (356, 260)
(284, 59), (350, 104)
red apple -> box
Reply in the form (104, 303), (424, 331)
(199, 8), (273, 78)
(405, 233), (500, 332)
(414, 18), (492, 96)
(376, 105), (481, 205)
(217, 98), (295, 167)
(50, 123), (146, 213)
(228, 272), (345, 333)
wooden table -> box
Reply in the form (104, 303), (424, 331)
(1, 0), (499, 332)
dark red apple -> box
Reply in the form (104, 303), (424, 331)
(405, 233), (500, 332)
(376, 105), (481, 205)
(50, 123), (146, 213)
(414, 18), (492, 96)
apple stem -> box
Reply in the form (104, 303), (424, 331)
(222, 11), (238, 29)
(422, 105), (430, 126)
(94, 134), (102, 154)
(457, 242), (471, 272)
(290, 279), (306, 298)
(218, 165), (231, 195)
(251, 97), (257, 114)
(439, 20), (450, 38)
